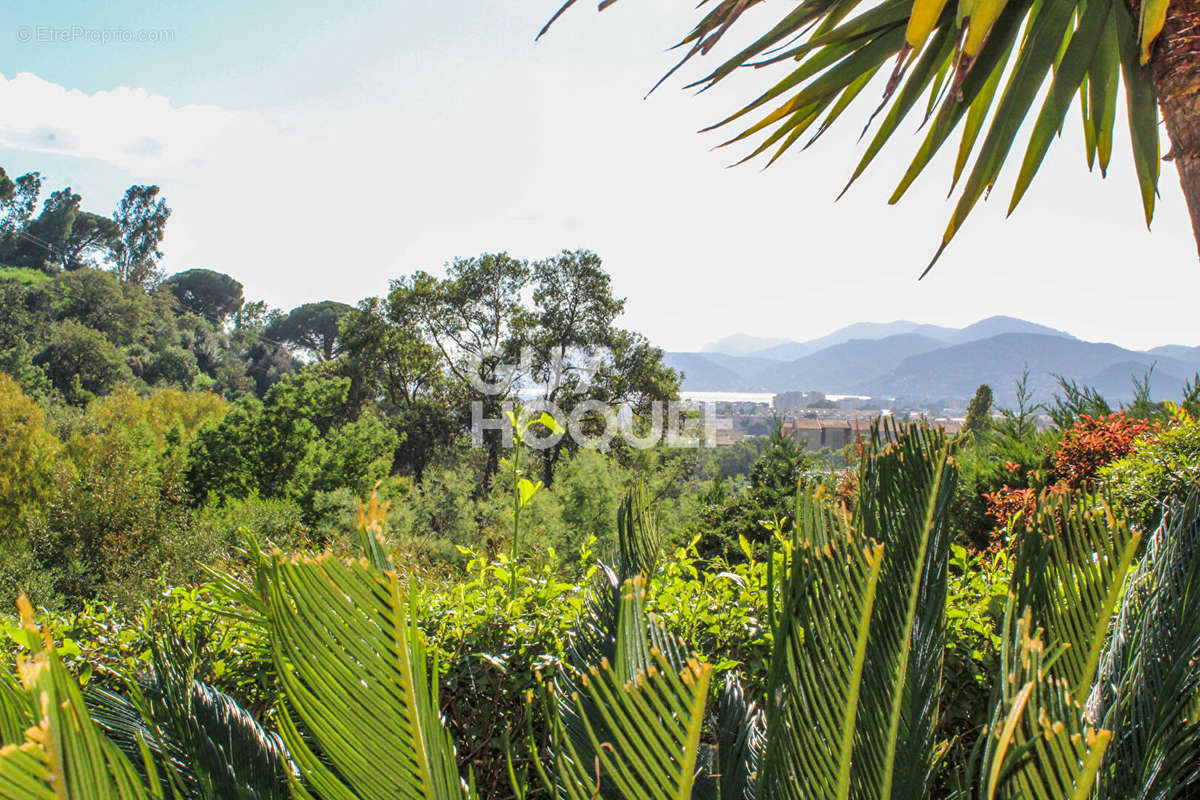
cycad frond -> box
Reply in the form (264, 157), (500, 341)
(544, 582), (711, 800)
(851, 422), (958, 799)
(255, 553), (473, 799)
(88, 636), (291, 800)
(1010, 493), (1142, 704)
(0, 601), (154, 800)
(977, 609), (1111, 800)
(1087, 492), (1200, 799)
(759, 493), (885, 800)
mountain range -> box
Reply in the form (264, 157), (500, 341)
(668, 317), (1200, 405)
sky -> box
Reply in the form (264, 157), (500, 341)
(0, 0), (1196, 353)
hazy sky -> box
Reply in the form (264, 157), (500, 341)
(0, 0), (1196, 352)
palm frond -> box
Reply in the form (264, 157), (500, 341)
(759, 492), (885, 800)
(541, 0), (1161, 270)
(851, 421), (958, 799)
(1010, 493), (1142, 704)
(542, 581), (711, 800)
(255, 553), (474, 799)
(0, 600), (155, 800)
(976, 609), (1111, 800)
(1087, 492), (1200, 799)
(698, 674), (763, 800)
(89, 635), (291, 800)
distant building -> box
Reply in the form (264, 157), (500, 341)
(781, 415), (962, 451)
(773, 391), (826, 413)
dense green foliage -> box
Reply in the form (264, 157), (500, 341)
(3, 157), (1199, 798)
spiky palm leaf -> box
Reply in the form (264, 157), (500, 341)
(0, 600), (156, 800)
(692, 674), (763, 800)
(976, 609), (1111, 800)
(253, 552), (474, 799)
(541, 0), (1162, 270)
(540, 581), (712, 800)
(541, 483), (706, 799)
(88, 636), (291, 800)
(1008, 494), (1142, 705)
(850, 422), (958, 799)
(758, 493), (885, 800)
(1086, 492), (1200, 799)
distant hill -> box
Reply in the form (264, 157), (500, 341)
(664, 352), (779, 391)
(701, 334), (791, 357)
(752, 334), (946, 393)
(713, 315), (1073, 361)
(672, 318), (1198, 403)
(1148, 345), (1200, 364)
(856, 334), (1198, 405)
(662, 353), (746, 391)
(751, 321), (958, 361)
(948, 316), (1074, 344)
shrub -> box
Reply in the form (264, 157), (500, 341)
(1101, 410), (1200, 529)
(0, 373), (64, 534)
(1053, 412), (1158, 488)
(34, 320), (132, 404)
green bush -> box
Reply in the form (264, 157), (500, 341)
(1101, 410), (1200, 529)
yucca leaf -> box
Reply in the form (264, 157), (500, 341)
(540, 0), (1162, 265)
(841, 21), (956, 196)
(1113, 0), (1160, 227)
(1009, 0), (1112, 212)
(935, 0), (1080, 258)
(1087, 11), (1120, 174)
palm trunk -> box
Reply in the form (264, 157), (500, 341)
(1152, 0), (1200, 253)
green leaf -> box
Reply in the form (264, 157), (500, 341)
(978, 610), (1111, 800)
(1009, 0), (1113, 213)
(0, 607), (153, 799)
(546, 585), (711, 800)
(257, 554), (473, 799)
(533, 411), (565, 436)
(759, 493), (885, 800)
(517, 478), (543, 509)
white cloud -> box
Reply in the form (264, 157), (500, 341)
(0, 72), (279, 177)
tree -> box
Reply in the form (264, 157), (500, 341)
(391, 253), (532, 487)
(964, 384), (994, 434)
(12, 188), (80, 273)
(34, 320), (131, 404)
(0, 373), (63, 535)
(0, 169), (41, 239)
(60, 212), (121, 271)
(527, 249), (627, 484)
(112, 185), (171, 285)
(266, 301), (354, 362)
(543, 0), (1200, 265)
(164, 268), (245, 322)
(185, 372), (394, 511)
(339, 298), (458, 481)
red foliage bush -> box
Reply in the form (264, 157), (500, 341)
(1052, 413), (1158, 489)
(983, 485), (1036, 527)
